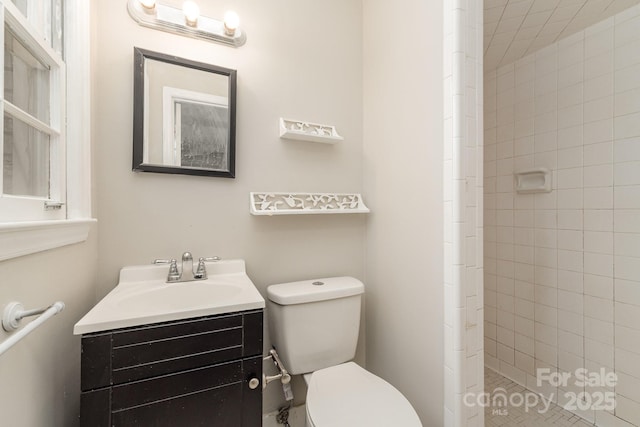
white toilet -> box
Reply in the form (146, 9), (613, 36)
(267, 277), (422, 427)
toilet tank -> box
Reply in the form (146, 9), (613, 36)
(267, 277), (364, 375)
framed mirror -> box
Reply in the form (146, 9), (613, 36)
(133, 47), (237, 178)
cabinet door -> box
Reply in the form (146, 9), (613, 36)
(112, 383), (243, 426)
(81, 356), (262, 427)
(242, 356), (262, 427)
(80, 311), (263, 426)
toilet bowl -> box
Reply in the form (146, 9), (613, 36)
(304, 362), (422, 427)
(266, 277), (423, 427)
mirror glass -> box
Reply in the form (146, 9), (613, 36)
(133, 48), (236, 177)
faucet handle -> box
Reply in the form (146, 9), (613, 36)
(195, 258), (207, 279)
(167, 259), (180, 282)
(154, 259), (181, 282)
(194, 257), (221, 280)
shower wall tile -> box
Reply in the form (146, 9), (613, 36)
(585, 210), (614, 232)
(558, 310), (583, 335)
(584, 187), (614, 209)
(557, 209), (583, 230)
(584, 164), (614, 187)
(483, 5), (640, 426)
(558, 329), (584, 356)
(558, 269), (583, 293)
(584, 141), (613, 165)
(583, 253), (614, 277)
(617, 372), (640, 408)
(616, 396), (640, 426)
(616, 347), (640, 380)
(615, 210), (640, 233)
(586, 338), (614, 368)
(615, 257), (640, 282)
(615, 161), (640, 185)
(615, 186), (640, 209)
(616, 296), (638, 321)
(584, 274), (614, 300)
(615, 87), (640, 117)
(585, 295), (615, 322)
(615, 233), (640, 257)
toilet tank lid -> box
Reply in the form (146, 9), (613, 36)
(267, 276), (364, 305)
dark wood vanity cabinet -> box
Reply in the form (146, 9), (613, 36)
(80, 310), (263, 426)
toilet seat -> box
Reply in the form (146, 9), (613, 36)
(305, 362), (422, 427)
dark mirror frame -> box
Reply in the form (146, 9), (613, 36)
(132, 47), (237, 178)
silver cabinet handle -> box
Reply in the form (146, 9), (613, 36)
(248, 377), (260, 390)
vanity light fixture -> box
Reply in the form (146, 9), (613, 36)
(223, 11), (240, 36)
(127, 0), (246, 47)
(182, 1), (199, 26)
(139, 0), (156, 11)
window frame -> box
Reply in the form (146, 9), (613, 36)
(0, 1), (66, 221)
(0, 0), (93, 262)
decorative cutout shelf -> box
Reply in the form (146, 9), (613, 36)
(514, 168), (551, 193)
(279, 118), (343, 144)
(250, 192), (369, 216)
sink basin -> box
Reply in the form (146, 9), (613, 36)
(113, 281), (243, 312)
(74, 259), (265, 335)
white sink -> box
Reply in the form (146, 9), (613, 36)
(74, 259), (265, 335)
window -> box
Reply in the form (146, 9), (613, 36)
(0, 0), (65, 221)
(0, 0), (93, 260)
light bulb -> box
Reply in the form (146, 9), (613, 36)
(183, 1), (200, 26)
(139, 0), (156, 10)
(223, 10), (240, 36)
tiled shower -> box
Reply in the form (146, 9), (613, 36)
(483, 4), (640, 427)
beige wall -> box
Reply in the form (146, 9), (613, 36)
(362, 0), (444, 425)
(93, 0), (364, 413)
(0, 228), (98, 426)
(0, 0), (448, 423)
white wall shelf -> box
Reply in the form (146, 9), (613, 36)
(279, 118), (343, 144)
(250, 192), (369, 215)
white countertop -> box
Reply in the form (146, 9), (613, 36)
(74, 259), (265, 335)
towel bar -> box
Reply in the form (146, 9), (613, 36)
(0, 301), (65, 356)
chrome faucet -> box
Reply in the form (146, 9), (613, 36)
(179, 252), (196, 282)
(154, 253), (221, 283)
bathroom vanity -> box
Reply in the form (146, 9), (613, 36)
(74, 259), (265, 427)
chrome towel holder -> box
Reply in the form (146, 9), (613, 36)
(0, 301), (65, 356)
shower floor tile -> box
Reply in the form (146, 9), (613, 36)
(484, 369), (594, 427)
